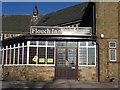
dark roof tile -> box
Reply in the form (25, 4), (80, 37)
(37, 2), (89, 26)
(2, 14), (43, 33)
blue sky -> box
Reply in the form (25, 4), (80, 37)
(1, 0), (89, 2)
(2, 2), (85, 14)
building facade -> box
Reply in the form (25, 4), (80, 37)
(0, 2), (120, 82)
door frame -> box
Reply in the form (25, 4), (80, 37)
(55, 44), (78, 80)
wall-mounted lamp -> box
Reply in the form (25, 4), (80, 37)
(100, 33), (104, 39)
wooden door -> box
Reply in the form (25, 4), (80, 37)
(55, 47), (78, 80)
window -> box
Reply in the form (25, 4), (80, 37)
(56, 41), (66, 46)
(2, 41), (55, 65)
(15, 48), (18, 64)
(47, 41), (54, 46)
(78, 23), (80, 27)
(19, 48), (22, 64)
(88, 48), (95, 65)
(79, 48), (87, 65)
(78, 41), (96, 66)
(47, 47), (54, 64)
(11, 49), (14, 64)
(4, 50), (6, 64)
(109, 41), (116, 61)
(0, 34), (3, 41)
(38, 41), (45, 46)
(23, 47), (27, 64)
(67, 42), (77, 47)
(30, 41), (37, 45)
(110, 49), (116, 61)
(0, 49), (3, 64)
(29, 47), (37, 64)
(80, 42), (86, 46)
(38, 47), (46, 64)
(7, 49), (10, 64)
(109, 41), (116, 48)
(29, 41), (55, 65)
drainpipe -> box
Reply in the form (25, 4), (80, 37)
(96, 42), (100, 82)
(92, 41), (100, 82)
(92, 2), (96, 35)
(92, 2), (100, 82)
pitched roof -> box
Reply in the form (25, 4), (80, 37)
(37, 2), (89, 26)
(2, 14), (43, 33)
(2, 2), (91, 33)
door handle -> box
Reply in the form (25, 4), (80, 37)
(72, 67), (75, 69)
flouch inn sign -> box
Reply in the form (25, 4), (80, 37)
(30, 26), (92, 36)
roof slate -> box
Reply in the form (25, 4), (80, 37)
(2, 2), (90, 33)
(2, 14), (43, 33)
(36, 2), (89, 26)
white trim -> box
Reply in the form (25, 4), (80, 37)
(109, 41), (116, 48)
(109, 49), (116, 61)
(36, 41), (39, 64)
(109, 41), (116, 61)
(3, 64), (55, 66)
(13, 44), (15, 65)
(78, 65), (96, 67)
(27, 41), (30, 64)
(86, 42), (88, 65)
(9, 45), (11, 64)
(45, 42), (48, 65)
(54, 45), (56, 66)
(22, 42), (24, 64)
(6, 46), (8, 65)
(95, 45), (96, 66)
(29, 45), (55, 47)
(18, 43), (20, 64)
(2, 48), (4, 65)
(78, 41), (96, 66)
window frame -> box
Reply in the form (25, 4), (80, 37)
(29, 41), (55, 66)
(109, 41), (116, 48)
(109, 41), (116, 61)
(109, 49), (116, 61)
(78, 41), (96, 66)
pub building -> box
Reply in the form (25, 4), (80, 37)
(0, 2), (119, 82)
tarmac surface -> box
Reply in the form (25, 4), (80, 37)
(1, 79), (120, 89)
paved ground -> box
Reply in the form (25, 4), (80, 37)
(1, 79), (120, 89)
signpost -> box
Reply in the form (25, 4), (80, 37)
(30, 26), (92, 36)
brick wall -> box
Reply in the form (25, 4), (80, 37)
(95, 2), (119, 82)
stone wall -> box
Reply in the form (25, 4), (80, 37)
(106, 63), (118, 82)
(95, 2), (119, 82)
(78, 66), (97, 82)
(3, 65), (97, 82)
(3, 65), (55, 81)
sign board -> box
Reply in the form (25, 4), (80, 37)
(39, 58), (45, 63)
(32, 56), (38, 62)
(47, 58), (53, 63)
(30, 26), (92, 36)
